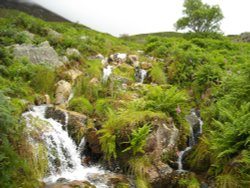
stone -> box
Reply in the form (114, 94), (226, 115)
(85, 128), (102, 154)
(63, 69), (82, 82)
(20, 30), (35, 40)
(89, 77), (100, 85)
(127, 54), (139, 64)
(236, 32), (250, 42)
(47, 28), (62, 39)
(109, 53), (127, 63)
(55, 80), (72, 105)
(35, 94), (51, 105)
(13, 41), (63, 67)
(66, 48), (81, 57)
(45, 106), (87, 145)
(143, 120), (179, 187)
(88, 53), (104, 60)
(87, 173), (129, 187)
(47, 180), (95, 188)
(141, 61), (153, 70)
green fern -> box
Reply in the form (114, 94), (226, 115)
(122, 124), (151, 155)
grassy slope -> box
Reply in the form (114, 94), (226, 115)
(0, 8), (250, 188)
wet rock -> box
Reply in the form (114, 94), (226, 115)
(55, 80), (72, 105)
(47, 180), (96, 188)
(45, 106), (87, 145)
(56, 178), (68, 183)
(85, 128), (102, 154)
(186, 113), (200, 143)
(35, 94), (51, 105)
(87, 173), (130, 187)
(45, 106), (67, 125)
(67, 111), (88, 145)
(13, 41), (63, 67)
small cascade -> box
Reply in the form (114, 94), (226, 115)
(23, 106), (107, 187)
(103, 65), (112, 82)
(139, 69), (147, 83)
(177, 147), (192, 171)
(177, 110), (203, 172)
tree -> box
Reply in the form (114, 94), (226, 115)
(175, 0), (223, 33)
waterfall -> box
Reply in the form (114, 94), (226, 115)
(22, 105), (107, 187)
(103, 65), (112, 82)
(139, 69), (147, 83)
(177, 110), (203, 172)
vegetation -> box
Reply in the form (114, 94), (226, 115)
(0, 6), (250, 188)
(175, 0), (223, 33)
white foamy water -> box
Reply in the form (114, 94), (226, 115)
(103, 65), (112, 82)
(177, 110), (203, 172)
(22, 106), (107, 187)
(139, 69), (147, 83)
(177, 146), (192, 172)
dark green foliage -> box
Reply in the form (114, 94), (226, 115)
(175, 0), (223, 33)
(68, 97), (93, 115)
(0, 93), (39, 188)
(122, 124), (151, 155)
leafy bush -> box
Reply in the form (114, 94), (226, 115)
(68, 97), (93, 115)
(122, 124), (151, 155)
(149, 62), (167, 84)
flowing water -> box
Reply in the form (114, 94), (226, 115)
(139, 69), (147, 83)
(23, 105), (108, 187)
(177, 111), (203, 172)
(103, 65), (112, 81)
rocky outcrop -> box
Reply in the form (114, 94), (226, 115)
(47, 28), (62, 39)
(55, 80), (72, 105)
(13, 41), (63, 67)
(109, 53), (127, 63)
(140, 61), (153, 70)
(45, 106), (87, 145)
(186, 111), (201, 143)
(143, 119), (179, 188)
(63, 69), (82, 82)
(127, 54), (139, 64)
(66, 48), (81, 57)
(34, 94), (50, 105)
(85, 128), (102, 155)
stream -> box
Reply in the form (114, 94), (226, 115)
(23, 105), (108, 187)
(177, 110), (203, 172)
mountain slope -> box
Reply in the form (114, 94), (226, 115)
(0, 0), (69, 22)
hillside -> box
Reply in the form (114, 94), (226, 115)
(0, 8), (250, 188)
(0, 0), (69, 22)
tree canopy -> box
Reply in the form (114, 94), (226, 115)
(175, 0), (223, 33)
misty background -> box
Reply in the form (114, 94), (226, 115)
(15, 0), (250, 36)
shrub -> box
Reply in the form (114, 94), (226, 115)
(149, 63), (167, 84)
(68, 97), (93, 115)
